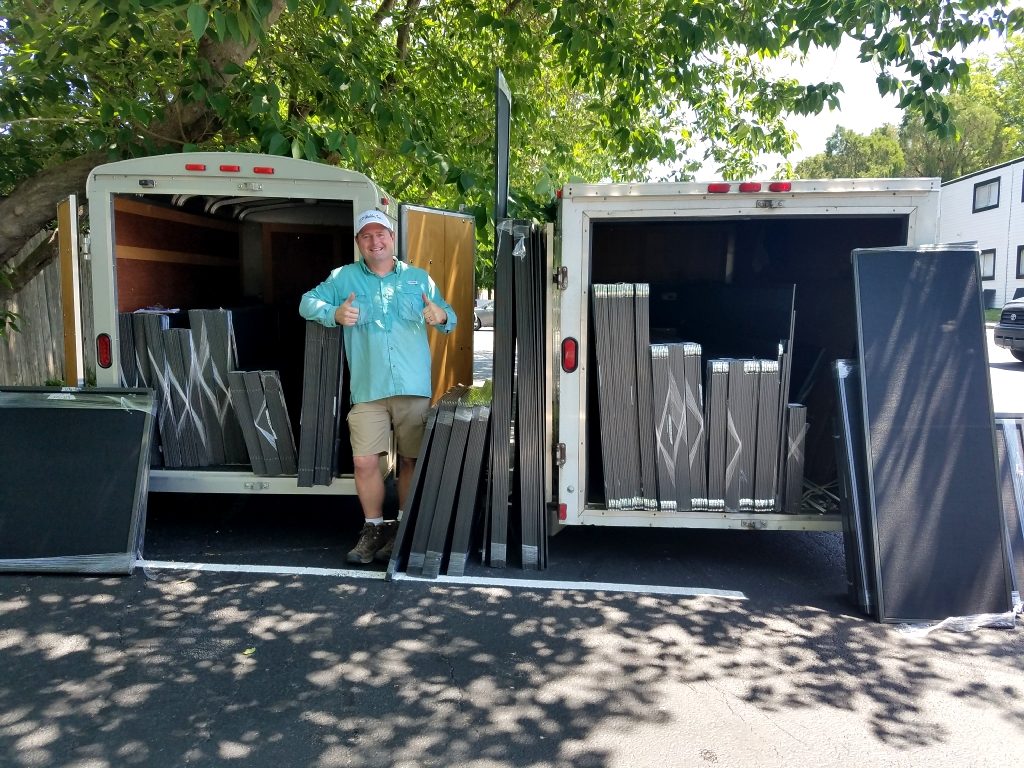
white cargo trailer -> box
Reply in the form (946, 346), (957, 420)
(81, 152), (475, 496)
(551, 178), (942, 531)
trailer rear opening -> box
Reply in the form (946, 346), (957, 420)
(85, 153), (474, 494)
(584, 214), (909, 508)
(108, 192), (358, 473)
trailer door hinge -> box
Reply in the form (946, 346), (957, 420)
(553, 266), (568, 290)
(554, 442), (566, 467)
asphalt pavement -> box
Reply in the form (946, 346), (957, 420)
(2, 329), (1024, 767)
(2, 556), (1023, 767)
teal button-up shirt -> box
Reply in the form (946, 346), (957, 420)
(299, 258), (456, 404)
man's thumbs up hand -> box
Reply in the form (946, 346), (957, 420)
(422, 293), (447, 326)
(335, 292), (359, 326)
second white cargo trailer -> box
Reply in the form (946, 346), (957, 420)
(552, 178), (942, 531)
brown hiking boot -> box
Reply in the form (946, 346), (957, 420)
(347, 521), (393, 564)
(373, 521), (399, 562)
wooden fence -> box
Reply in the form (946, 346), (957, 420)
(0, 238), (95, 387)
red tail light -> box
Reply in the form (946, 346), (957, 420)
(96, 334), (112, 369)
(739, 182), (762, 193)
(706, 183), (731, 193)
(769, 182), (792, 192)
(558, 503), (567, 521)
(184, 163), (207, 171)
(561, 337), (579, 373)
(219, 164), (241, 172)
(253, 166), (275, 175)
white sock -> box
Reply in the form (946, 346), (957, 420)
(365, 517), (384, 526)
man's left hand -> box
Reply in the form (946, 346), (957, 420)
(421, 293), (447, 326)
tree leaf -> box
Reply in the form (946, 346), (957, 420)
(268, 132), (289, 155)
(304, 134), (319, 160)
(186, 4), (209, 44)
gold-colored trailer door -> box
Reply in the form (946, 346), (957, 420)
(398, 205), (475, 402)
(57, 195), (85, 387)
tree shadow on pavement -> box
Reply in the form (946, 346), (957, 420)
(1, 564), (1023, 767)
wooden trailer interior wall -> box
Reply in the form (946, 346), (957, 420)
(113, 197), (243, 312)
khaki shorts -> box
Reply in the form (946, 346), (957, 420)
(347, 396), (430, 458)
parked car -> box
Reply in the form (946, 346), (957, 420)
(994, 296), (1024, 363)
(474, 300), (495, 330)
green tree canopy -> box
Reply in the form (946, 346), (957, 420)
(1, 0), (1022, 311)
(795, 124), (906, 178)
(900, 59), (1006, 178)
(793, 34), (1024, 181)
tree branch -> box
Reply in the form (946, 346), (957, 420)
(0, 152), (104, 271)
(372, 0), (399, 26)
(0, 231), (58, 302)
(0, 0), (288, 271)
(148, 0), (287, 145)
(396, 0), (422, 62)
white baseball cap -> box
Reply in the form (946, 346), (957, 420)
(355, 209), (394, 234)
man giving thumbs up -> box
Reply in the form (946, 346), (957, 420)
(299, 209), (456, 565)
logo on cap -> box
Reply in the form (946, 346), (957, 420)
(355, 210), (394, 234)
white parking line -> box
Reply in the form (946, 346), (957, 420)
(135, 558), (746, 599)
(391, 571), (747, 599)
(136, 559), (387, 580)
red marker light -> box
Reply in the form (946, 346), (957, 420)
(219, 164), (241, 172)
(707, 183), (731, 193)
(380, 197), (390, 205)
(739, 182), (762, 193)
(558, 503), (567, 521)
(561, 337), (579, 373)
(769, 182), (792, 192)
(253, 166), (275, 175)
(556, 188), (563, 199)
(184, 163), (207, 172)
(96, 334), (112, 369)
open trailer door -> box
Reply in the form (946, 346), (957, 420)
(398, 205), (475, 402)
(56, 195), (85, 387)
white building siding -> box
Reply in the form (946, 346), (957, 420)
(940, 158), (1024, 306)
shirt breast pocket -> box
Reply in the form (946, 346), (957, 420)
(397, 286), (424, 324)
(353, 292), (375, 326)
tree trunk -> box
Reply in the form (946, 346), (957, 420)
(0, 152), (104, 271)
(0, 0), (287, 277)
(0, 231), (58, 303)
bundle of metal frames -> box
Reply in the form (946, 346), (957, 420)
(593, 284), (803, 514)
(651, 342), (705, 511)
(481, 220), (551, 568)
(227, 369), (297, 477)
(385, 387), (492, 578)
(487, 221), (517, 567)
(995, 414), (1024, 601)
(119, 309), (248, 469)
(513, 224), (549, 569)
(591, 283), (645, 509)
(296, 321), (345, 486)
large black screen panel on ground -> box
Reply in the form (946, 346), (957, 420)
(0, 388), (155, 574)
(852, 246), (1011, 622)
